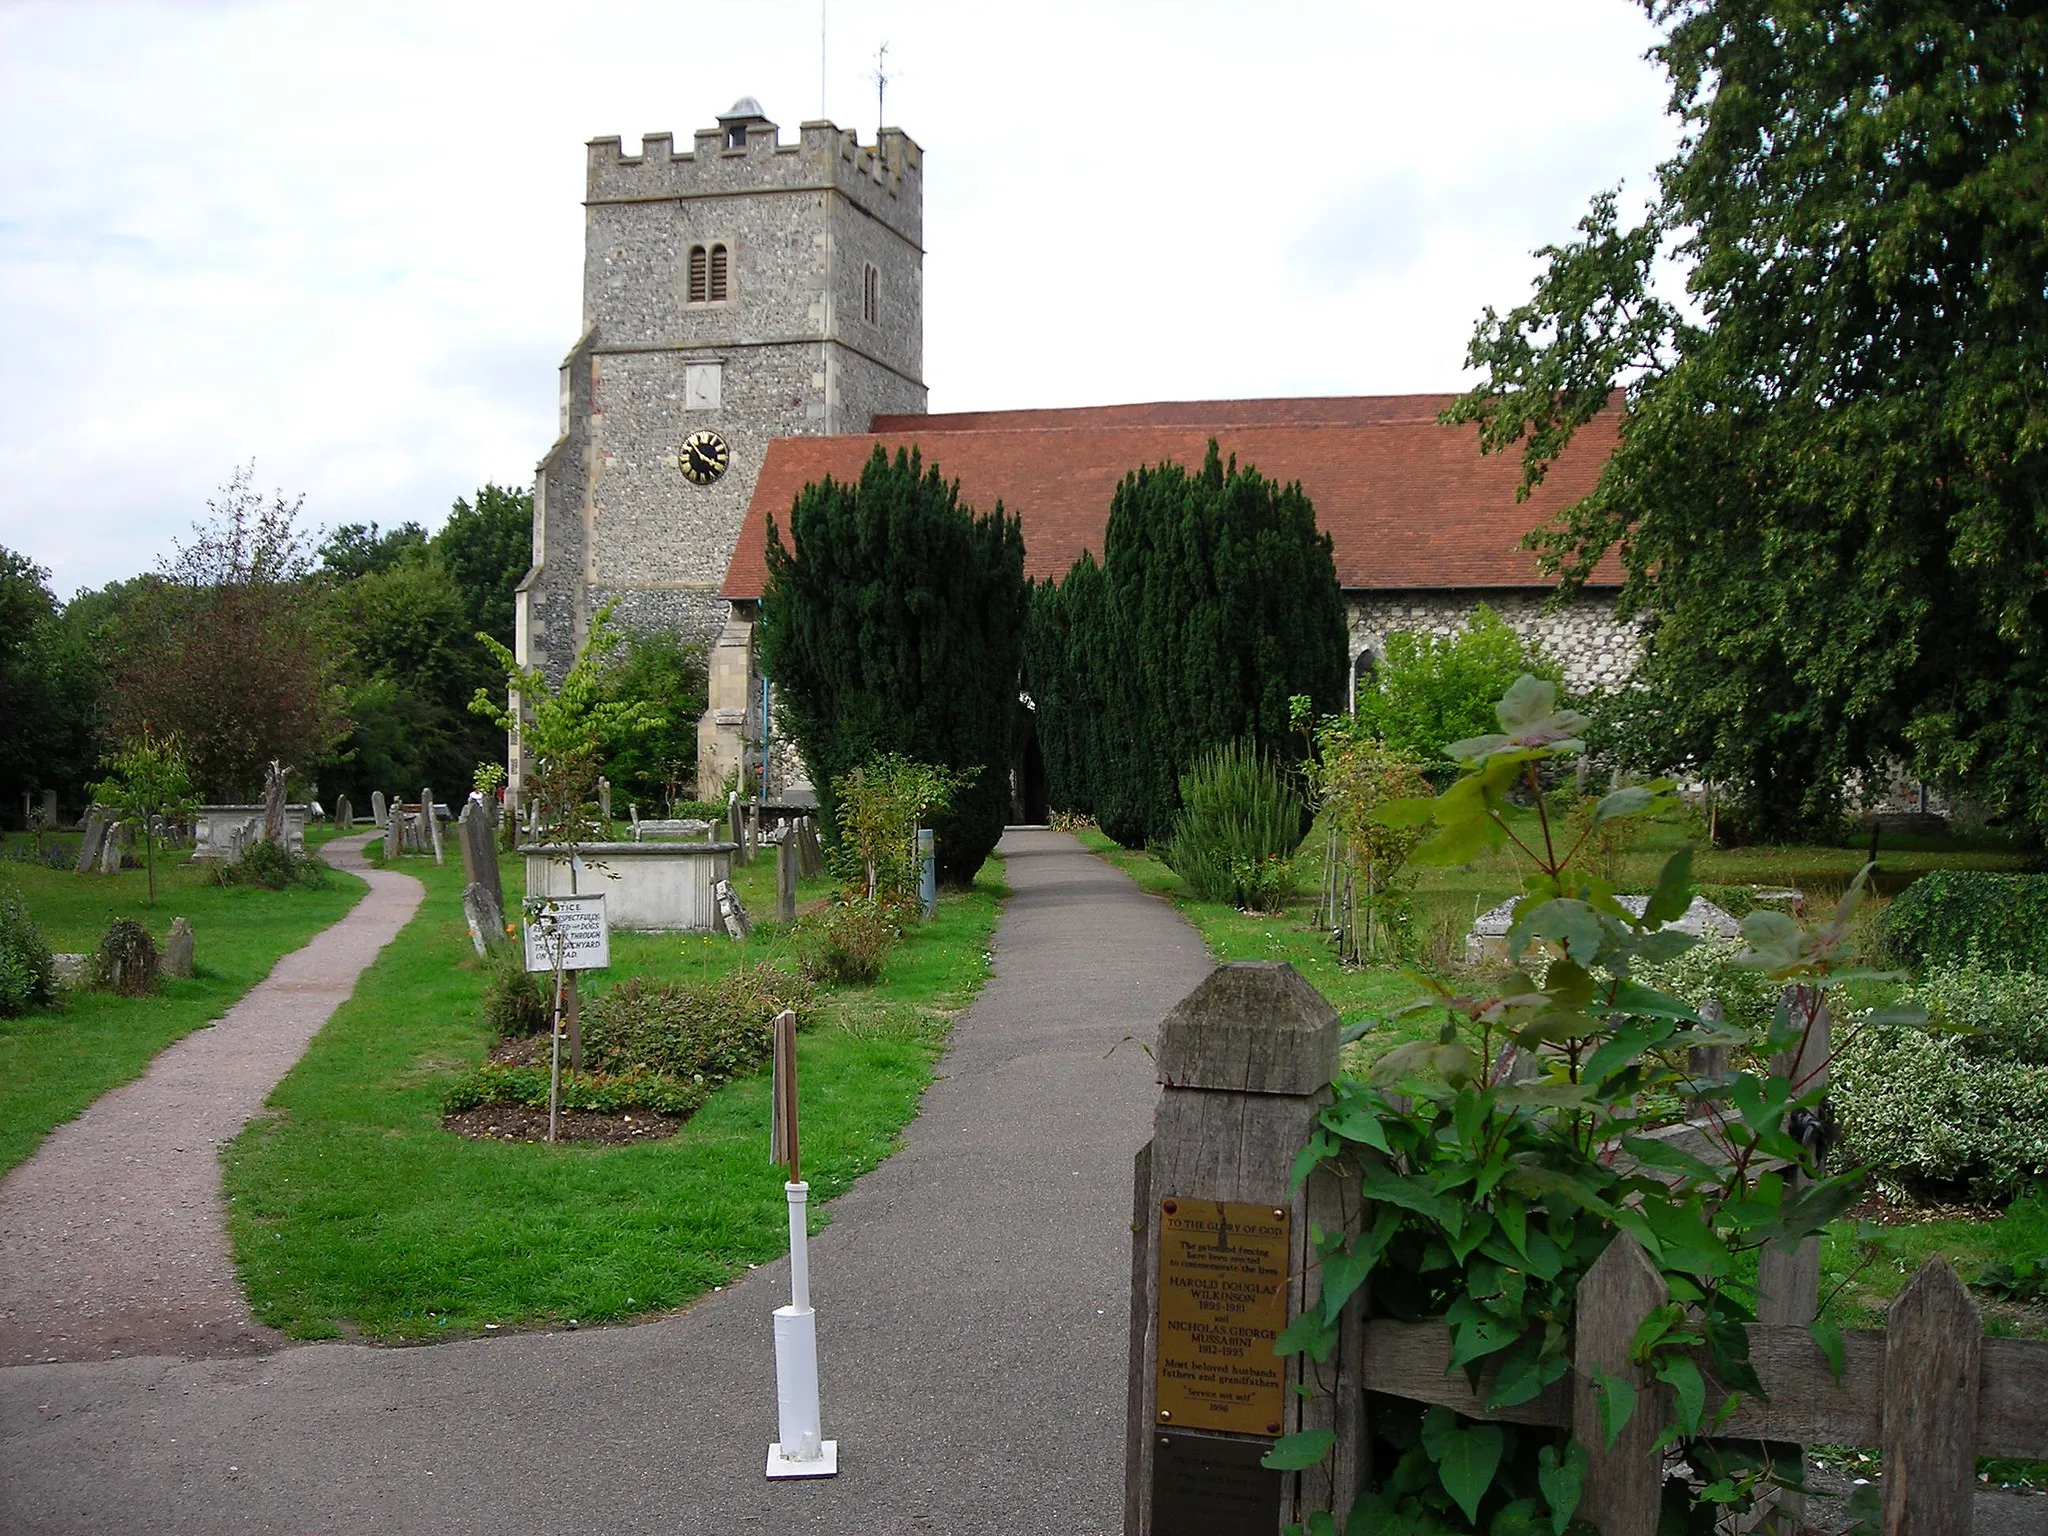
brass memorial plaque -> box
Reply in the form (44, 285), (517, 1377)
(1154, 1197), (1290, 1436)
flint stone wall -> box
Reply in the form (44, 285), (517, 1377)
(1347, 589), (1642, 698)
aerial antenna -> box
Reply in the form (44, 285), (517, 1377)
(872, 41), (891, 134)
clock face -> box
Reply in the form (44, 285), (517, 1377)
(679, 428), (730, 486)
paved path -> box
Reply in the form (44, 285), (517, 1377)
(0, 829), (1213, 1535)
(0, 835), (422, 1366)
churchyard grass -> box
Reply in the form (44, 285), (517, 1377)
(0, 836), (366, 1175)
(1074, 816), (2048, 1338)
(223, 843), (1004, 1341)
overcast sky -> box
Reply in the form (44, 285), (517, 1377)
(0, 0), (1676, 598)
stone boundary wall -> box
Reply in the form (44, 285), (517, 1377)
(1347, 588), (1642, 698)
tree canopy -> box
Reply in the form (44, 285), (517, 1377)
(761, 446), (1027, 884)
(1451, 1), (2048, 837)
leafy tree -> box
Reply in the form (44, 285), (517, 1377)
(91, 731), (197, 905)
(317, 521), (427, 583)
(106, 468), (349, 801)
(598, 630), (708, 816)
(1450, 2), (2048, 838)
(436, 485), (532, 648)
(1354, 604), (1563, 767)
(0, 549), (101, 811)
(760, 446), (1028, 885)
(1027, 441), (1348, 846)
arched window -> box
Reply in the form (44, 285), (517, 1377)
(688, 243), (731, 304)
(862, 262), (880, 325)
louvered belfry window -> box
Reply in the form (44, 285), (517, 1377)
(709, 244), (729, 301)
(688, 245), (708, 303)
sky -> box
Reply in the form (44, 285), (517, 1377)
(0, 0), (1677, 599)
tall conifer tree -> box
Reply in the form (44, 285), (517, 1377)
(762, 446), (1027, 884)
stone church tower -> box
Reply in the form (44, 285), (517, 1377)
(517, 99), (925, 801)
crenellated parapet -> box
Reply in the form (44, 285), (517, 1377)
(585, 115), (922, 246)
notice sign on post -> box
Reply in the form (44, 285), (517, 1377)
(524, 893), (610, 973)
(1155, 1198), (1290, 1436)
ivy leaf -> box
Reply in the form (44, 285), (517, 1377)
(1537, 1441), (1588, 1534)
(1320, 1102), (1392, 1153)
(1260, 1427), (1336, 1471)
(1810, 1315), (1847, 1383)
(1590, 1365), (1636, 1450)
(1433, 1421), (1505, 1524)
(1273, 1307), (1340, 1364)
(1320, 1241), (1376, 1324)
(1654, 1354), (1706, 1436)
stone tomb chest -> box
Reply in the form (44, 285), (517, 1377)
(190, 805), (309, 861)
(521, 841), (738, 933)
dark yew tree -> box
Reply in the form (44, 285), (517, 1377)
(1027, 441), (1348, 847)
(761, 446), (1028, 884)
(1452, 2), (2048, 838)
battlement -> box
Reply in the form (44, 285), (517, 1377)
(586, 114), (921, 204)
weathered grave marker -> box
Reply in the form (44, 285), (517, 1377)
(597, 775), (612, 826)
(728, 793), (748, 865)
(163, 918), (195, 979)
(371, 789), (387, 828)
(263, 760), (288, 845)
(75, 808), (108, 874)
(384, 804), (403, 862)
(776, 834), (797, 924)
(41, 788), (57, 826)
(422, 787), (444, 866)
(716, 878), (752, 941)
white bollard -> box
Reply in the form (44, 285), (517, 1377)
(765, 1181), (837, 1478)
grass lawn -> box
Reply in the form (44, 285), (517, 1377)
(0, 834), (367, 1176)
(1072, 816), (2048, 1342)
(222, 840), (1005, 1341)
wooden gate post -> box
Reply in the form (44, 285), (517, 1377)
(1125, 962), (1360, 1535)
(1573, 1232), (1669, 1535)
(1882, 1259), (1981, 1532)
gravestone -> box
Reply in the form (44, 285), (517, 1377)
(263, 760), (289, 845)
(41, 789), (56, 826)
(422, 787), (444, 866)
(598, 776), (612, 826)
(458, 797), (503, 915)
(797, 816), (826, 880)
(715, 878), (752, 941)
(99, 821), (126, 874)
(75, 808), (108, 873)
(776, 835), (798, 924)
(462, 882), (507, 958)
(384, 805), (403, 862)
(371, 789), (387, 829)
(335, 794), (353, 831)
(162, 917), (195, 979)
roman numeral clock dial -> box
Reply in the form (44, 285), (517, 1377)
(678, 428), (730, 486)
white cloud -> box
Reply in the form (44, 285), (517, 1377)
(0, 0), (1675, 596)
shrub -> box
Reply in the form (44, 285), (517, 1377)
(802, 898), (901, 985)
(93, 918), (160, 996)
(216, 839), (329, 890)
(1161, 740), (1305, 909)
(1353, 604), (1561, 766)
(828, 754), (969, 902)
(1628, 933), (1785, 1037)
(442, 1063), (711, 1119)
(1878, 871), (2048, 973)
(0, 884), (56, 1016)
(581, 962), (814, 1081)
(1836, 961), (2048, 1197)
(480, 946), (551, 1038)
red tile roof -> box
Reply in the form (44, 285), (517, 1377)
(720, 395), (1620, 600)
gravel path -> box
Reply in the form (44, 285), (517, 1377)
(0, 835), (421, 1366)
(0, 828), (1215, 1534)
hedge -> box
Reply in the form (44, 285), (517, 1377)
(1878, 870), (2048, 972)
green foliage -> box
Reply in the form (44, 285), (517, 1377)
(761, 446), (1027, 885)
(92, 917), (159, 997)
(0, 547), (102, 811)
(1308, 716), (1433, 962)
(1160, 740), (1306, 910)
(827, 754), (969, 902)
(802, 897), (902, 985)
(1627, 933), (1785, 1038)
(597, 630), (707, 816)
(1837, 960), (2048, 1197)
(108, 468), (350, 801)
(1354, 605), (1562, 767)
(1278, 674), (1874, 1531)
(317, 521), (427, 582)
(1879, 871), (2048, 973)
(1026, 441), (1348, 846)
(1451, 5), (2048, 838)
(441, 1062), (711, 1120)
(471, 602), (657, 848)
(216, 839), (329, 891)
(479, 946), (550, 1038)
(434, 485), (531, 649)
(0, 883), (56, 1017)
(582, 963), (813, 1080)
(1974, 1253), (2048, 1304)
(91, 730), (197, 906)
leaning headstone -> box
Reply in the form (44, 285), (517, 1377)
(99, 820), (127, 875)
(715, 878), (752, 941)
(162, 917), (195, 979)
(458, 797), (503, 914)
(371, 789), (387, 829)
(75, 808), (108, 873)
(799, 816), (826, 880)
(597, 776), (612, 827)
(335, 794), (353, 831)
(462, 882), (507, 958)
(422, 787), (444, 866)
(384, 806), (403, 862)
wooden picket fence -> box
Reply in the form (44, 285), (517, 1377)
(1124, 963), (2048, 1536)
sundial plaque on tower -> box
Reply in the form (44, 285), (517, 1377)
(1153, 1197), (1290, 1436)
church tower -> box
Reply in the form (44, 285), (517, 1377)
(517, 99), (925, 799)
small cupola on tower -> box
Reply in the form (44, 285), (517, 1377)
(718, 96), (770, 149)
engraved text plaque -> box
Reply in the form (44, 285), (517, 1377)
(1154, 1197), (1290, 1436)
